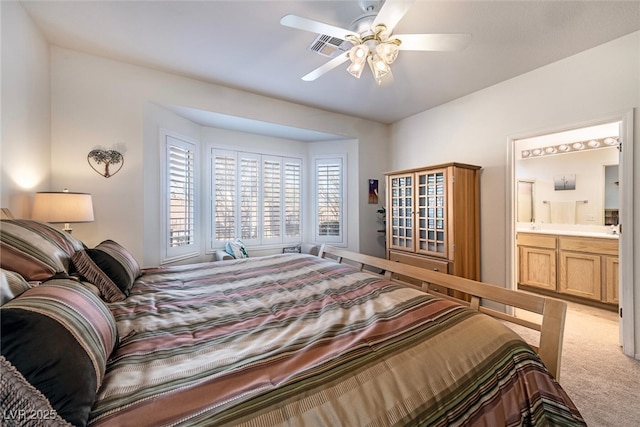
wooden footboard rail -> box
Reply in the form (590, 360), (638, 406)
(318, 245), (567, 380)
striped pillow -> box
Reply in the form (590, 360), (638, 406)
(0, 279), (118, 427)
(0, 219), (85, 281)
(72, 240), (141, 302)
(0, 268), (32, 305)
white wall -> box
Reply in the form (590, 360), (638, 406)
(0, 1), (51, 217)
(391, 32), (640, 356)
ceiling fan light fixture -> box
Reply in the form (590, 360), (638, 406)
(281, 1), (472, 84)
(368, 54), (390, 81)
(376, 41), (399, 64)
(347, 43), (369, 78)
(347, 60), (366, 78)
(349, 44), (369, 63)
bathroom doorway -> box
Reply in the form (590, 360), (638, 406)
(509, 111), (635, 357)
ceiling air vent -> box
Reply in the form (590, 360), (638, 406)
(308, 34), (350, 58)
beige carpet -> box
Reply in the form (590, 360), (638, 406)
(509, 301), (640, 426)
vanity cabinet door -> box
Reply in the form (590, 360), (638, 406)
(559, 251), (602, 301)
(519, 246), (557, 291)
(604, 256), (619, 304)
(518, 233), (618, 308)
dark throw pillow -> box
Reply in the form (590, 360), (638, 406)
(72, 239), (141, 302)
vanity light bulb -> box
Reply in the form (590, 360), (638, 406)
(558, 144), (570, 152)
(521, 150), (531, 158)
(572, 142), (584, 150)
(544, 147), (556, 154)
(587, 140), (600, 148)
(532, 148), (542, 156)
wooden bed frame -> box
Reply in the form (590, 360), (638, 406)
(318, 245), (567, 380)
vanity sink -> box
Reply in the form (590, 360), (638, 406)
(517, 228), (619, 239)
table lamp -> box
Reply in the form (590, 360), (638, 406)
(32, 189), (94, 233)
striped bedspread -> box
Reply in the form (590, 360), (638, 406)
(89, 254), (585, 426)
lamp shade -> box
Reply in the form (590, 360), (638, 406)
(32, 192), (94, 223)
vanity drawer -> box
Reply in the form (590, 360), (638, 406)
(517, 233), (557, 249)
(559, 236), (618, 256)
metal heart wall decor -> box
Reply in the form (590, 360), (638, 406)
(87, 149), (124, 178)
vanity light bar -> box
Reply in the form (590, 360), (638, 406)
(521, 136), (618, 158)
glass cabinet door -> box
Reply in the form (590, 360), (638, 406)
(416, 169), (447, 257)
(389, 173), (414, 251)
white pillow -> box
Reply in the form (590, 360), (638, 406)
(225, 239), (249, 259)
(0, 269), (32, 305)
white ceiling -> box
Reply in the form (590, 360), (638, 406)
(20, 0), (640, 130)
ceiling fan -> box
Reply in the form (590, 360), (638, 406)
(281, 0), (471, 85)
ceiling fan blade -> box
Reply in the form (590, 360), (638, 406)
(372, 0), (415, 32)
(396, 33), (472, 51)
(281, 14), (358, 41)
(302, 51), (350, 81)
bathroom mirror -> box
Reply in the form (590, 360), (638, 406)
(515, 122), (620, 226)
(604, 164), (619, 225)
(517, 180), (535, 223)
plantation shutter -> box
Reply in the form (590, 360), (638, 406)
(284, 160), (302, 239)
(209, 149), (303, 247)
(213, 152), (236, 242)
(239, 154), (260, 242)
(262, 157), (282, 241)
(315, 157), (344, 243)
(161, 130), (199, 264)
(168, 144), (195, 247)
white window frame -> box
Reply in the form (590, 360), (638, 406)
(313, 154), (346, 245)
(160, 129), (200, 264)
(208, 147), (303, 250)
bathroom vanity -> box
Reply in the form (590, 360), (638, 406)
(517, 229), (619, 309)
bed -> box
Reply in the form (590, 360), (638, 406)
(0, 219), (586, 426)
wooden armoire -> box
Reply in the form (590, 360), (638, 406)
(385, 163), (481, 292)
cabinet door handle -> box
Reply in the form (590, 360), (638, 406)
(433, 268), (439, 271)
